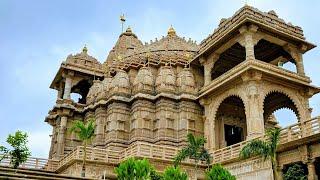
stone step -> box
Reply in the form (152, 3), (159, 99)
(0, 166), (95, 180)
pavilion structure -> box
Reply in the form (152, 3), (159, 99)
(3, 5), (320, 180)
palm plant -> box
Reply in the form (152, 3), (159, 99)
(240, 128), (281, 179)
(174, 133), (211, 179)
(206, 164), (235, 180)
(70, 119), (95, 177)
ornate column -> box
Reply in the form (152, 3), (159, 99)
(307, 160), (318, 180)
(200, 53), (219, 86)
(56, 116), (67, 159)
(62, 71), (74, 99)
(284, 44), (306, 76)
(200, 98), (215, 150)
(242, 71), (265, 139)
(94, 107), (106, 146)
(238, 25), (259, 60)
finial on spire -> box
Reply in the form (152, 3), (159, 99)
(82, 44), (88, 54)
(167, 25), (176, 36)
(120, 14), (126, 33)
(126, 26), (132, 33)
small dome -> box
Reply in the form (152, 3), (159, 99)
(167, 25), (176, 37)
(110, 70), (131, 95)
(177, 68), (196, 94)
(96, 77), (112, 101)
(87, 80), (102, 104)
(133, 66), (154, 94)
(155, 66), (176, 93)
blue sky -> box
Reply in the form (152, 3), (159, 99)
(0, 0), (319, 158)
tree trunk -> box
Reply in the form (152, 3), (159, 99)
(272, 156), (281, 180)
(82, 141), (87, 177)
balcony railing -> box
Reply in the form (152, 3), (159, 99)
(211, 116), (320, 164)
(0, 156), (59, 171)
(1, 117), (319, 172)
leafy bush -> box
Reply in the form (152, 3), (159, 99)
(283, 163), (307, 180)
(162, 166), (188, 180)
(115, 158), (159, 180)
(206, 164), (236, 180)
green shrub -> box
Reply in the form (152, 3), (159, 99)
(162, 166), (188, 180)
(115, 158), (159, 180)
(206, 164), (236, 180)
(283, 163), (307, 180)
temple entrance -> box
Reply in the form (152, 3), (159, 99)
(224, 124), (244, 146)
(215, 96), (247, 148)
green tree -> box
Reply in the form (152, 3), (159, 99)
(174, 133), (211, 179)
(0, 131), (31, 169)
(162, 166), (188, 180)
(283, 163), (307, 180)
(70, 119), (95, 177)
(115, 158), (156, 180)
(206, 164), (235, 180)
(240, 128), (281, 179)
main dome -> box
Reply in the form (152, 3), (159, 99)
(104, 26), (199, 72)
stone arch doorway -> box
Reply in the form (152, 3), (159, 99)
(263, 91), (300, 129)
(215, 95), (247, 148)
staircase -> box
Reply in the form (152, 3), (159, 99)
(0, 166), (95, 180)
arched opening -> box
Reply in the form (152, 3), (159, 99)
(254, 39), (297, 73)
(215, 95), (247, 148)
(211, 43), (246, 80)
(71, 79), (91, 104)
(263, 91), (299, 129)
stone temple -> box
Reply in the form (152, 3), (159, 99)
(3, 5), (320, 180)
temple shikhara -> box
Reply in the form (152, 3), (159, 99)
(3, 5), (320, 180)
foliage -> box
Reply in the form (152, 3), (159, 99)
(162, 166), (188, 180)
(240, 128), (281, 179)
(115, 158), (157, 180)
(70, 119), (95, 177)
(174, 133), (211, 167)
(0, 131), (31, 169)
(206, 164), (236, 180)
(283, 163), (307, 180)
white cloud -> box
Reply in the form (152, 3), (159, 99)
(28, 129), (51, 158)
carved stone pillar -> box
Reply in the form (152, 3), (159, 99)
(238, 25), (259, 60)
(56, 116), (67, 159)
(307, 160), (318, 180)
(63, 76), (73, 99)
(94, 107), (106, 146)
(200, 98), (215, 150)
(284, 44), (306, 76)
(200, 54), (219, 86)
(242, 72), (265, 139)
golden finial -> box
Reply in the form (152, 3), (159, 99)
(167, 25), (176, 36)
(82, 44), (88, 54)
(126, 26), (132, 33)
(120, 14), (126, 33)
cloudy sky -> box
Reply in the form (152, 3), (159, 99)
(0, 0), (319, 158)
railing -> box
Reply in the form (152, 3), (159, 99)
(211, 117), (320, 164)
(1, 117), (319, 172)
(58, 146), (120, 168)
(0, 156), (58, 171)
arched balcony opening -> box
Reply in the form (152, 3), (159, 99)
(215, 95), (247, 148)
(211, 42), (245, 81)
(263, 91), (299, 129)
(71, 79), (91, 104)
(254, 39), (297, 73)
